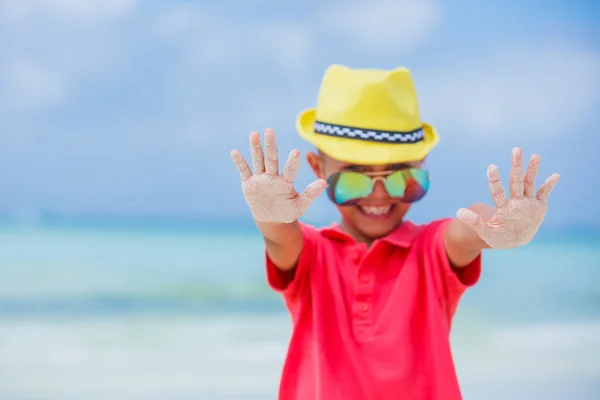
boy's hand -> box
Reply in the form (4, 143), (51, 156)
(456, 147), (560, 250)
(230, 129), (327, 223)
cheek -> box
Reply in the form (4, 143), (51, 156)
(337, 205), (357, 220)
(337, 205), (368, 225)
(395, 202), (411, 216)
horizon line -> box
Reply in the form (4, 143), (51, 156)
(0, 210), (597, 232)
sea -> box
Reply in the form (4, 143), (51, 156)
(0, 218), (598, 400)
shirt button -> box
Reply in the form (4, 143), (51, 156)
(359, 274), (369, 283)
(359, 303), (368, 312)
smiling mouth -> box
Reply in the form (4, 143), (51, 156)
(357, 204), (395, 218)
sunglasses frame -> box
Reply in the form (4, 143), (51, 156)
(326, 167), (430, 206)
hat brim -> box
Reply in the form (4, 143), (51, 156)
(296, 108), (440, 165)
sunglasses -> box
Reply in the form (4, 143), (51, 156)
(326, 167), (430, 206)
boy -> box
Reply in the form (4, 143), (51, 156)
(230, 65), (560, 400)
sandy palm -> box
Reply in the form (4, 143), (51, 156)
(230, 129), (326, 223)
(457, 148), (560, 249)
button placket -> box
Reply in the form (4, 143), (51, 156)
(350, 245), (375, 341)
(355, 256), (375, 293)
(352, 295), (373, 341)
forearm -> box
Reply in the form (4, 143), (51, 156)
(444, 203), (493, 268)
(256, 220), (304, 271)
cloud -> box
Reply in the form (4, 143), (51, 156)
(255, 23), (313, 73)
(153, 7), (249, 68)
(320, 0), (441, 50)
(0, 0), (138, 23)
(2, 0), (441, 125)
(0, 0), (139, 118)
(153, 4), (314, 73)
(420, 40), (600, 139)
(3, 59), (65, 113)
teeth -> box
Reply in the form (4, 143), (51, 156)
(360, 205), (392, 215)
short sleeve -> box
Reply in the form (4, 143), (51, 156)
(265, 222), (320, 305)
(423, 218), (482, 319)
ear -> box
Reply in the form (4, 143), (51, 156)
(307, 151), (326, 179)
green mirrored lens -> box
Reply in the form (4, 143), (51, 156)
(384, 170), (407, 197)
(334, 172), (373, 204)
(384, 168), (430, 200)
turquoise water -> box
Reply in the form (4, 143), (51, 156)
(0, 222), (598, 399)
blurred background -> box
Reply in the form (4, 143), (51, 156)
(0, 0), (599, 399)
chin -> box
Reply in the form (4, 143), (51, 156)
(337, 201), (411, 240)
(359, 226), (397, 240)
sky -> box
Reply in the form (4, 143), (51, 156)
(0, 0), (598, 226)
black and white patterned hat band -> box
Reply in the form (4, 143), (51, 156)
(313, 121), (425, 144)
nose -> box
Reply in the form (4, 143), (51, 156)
(369, 178), (390, 199)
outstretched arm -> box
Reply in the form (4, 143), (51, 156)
(444, 147), (560, 268)
(230, 129), (326, 271)
(444, 203), (494, 267)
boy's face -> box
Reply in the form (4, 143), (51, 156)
(307, 151), (424, 241)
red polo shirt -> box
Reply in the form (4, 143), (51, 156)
(266, 218), (481, 400)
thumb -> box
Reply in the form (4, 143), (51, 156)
(456, 208), (488, 238)
(296, 179), (327, 212)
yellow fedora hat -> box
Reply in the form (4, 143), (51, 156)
(297, 64), (439, 165)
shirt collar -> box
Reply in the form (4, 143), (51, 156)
(321, 220), (420, 248)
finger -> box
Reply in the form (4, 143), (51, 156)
(282, 149), (301, 183)
(297, 179), (327, 212)
(523, 154), (540, 198)
(456, 208), (488, 238)
(510, 147), (524, 198)
(487, 164), (508, 209)
(230, 149), (252, 181)
(536, 173), (560, 204)
(249, 131), (265, 174)
(264, 128), (279, 175)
